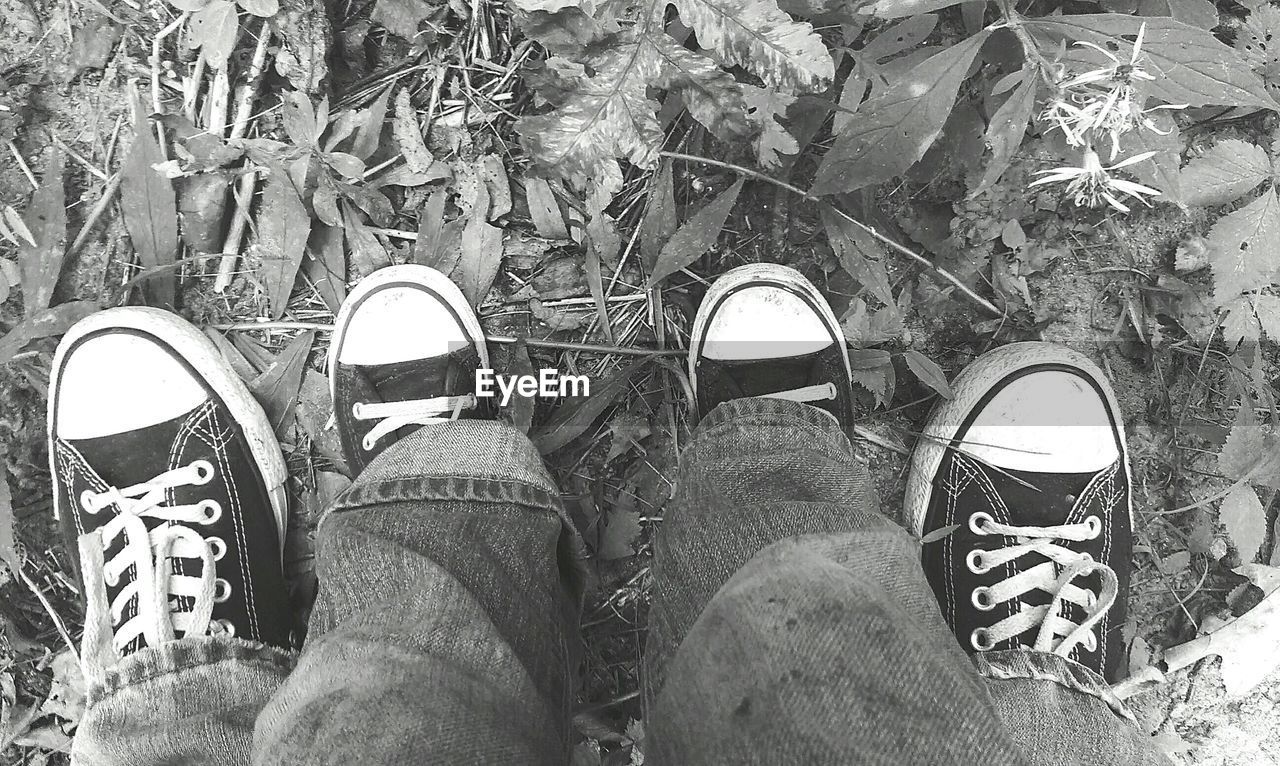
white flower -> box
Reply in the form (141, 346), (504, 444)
(1062, 22), (1158, 90)
(1029, 148), (1162, 213)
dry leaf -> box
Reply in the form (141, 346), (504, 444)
(0, 301), (99, 365)
(452, 183), (504, 306)
(639, 159), (677, 273)
(534, 357), (649, 453)
(525, 177), (569, 240)
(648, 179), (744, 286)
(392, 88), (434, 173)
(16, 149), (66, 317)
(249, 330), (315, 436)
(255, 171), (311, 319)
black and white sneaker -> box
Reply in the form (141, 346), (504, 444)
(49, 308), (291, 667)
(329, 265), (490, 475)
(689, 264), (855, 425)
(906, 342), (1132, 680)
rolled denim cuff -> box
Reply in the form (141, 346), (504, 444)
(85, 635), (295, 707)
(973, 649), (1135, 721)
(699, 397), (850, 443)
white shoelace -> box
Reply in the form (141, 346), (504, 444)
(966, 511), (1117, 657)
(759, 382), (838, 404)
(353, 395), (477, 451)
(77, 461), (231, 676)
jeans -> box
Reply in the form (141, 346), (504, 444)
(71, 398), (1166, 765)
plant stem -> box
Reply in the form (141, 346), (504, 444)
(659, 151), (1003, 317)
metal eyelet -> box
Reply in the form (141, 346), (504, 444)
(970, 627), (995, 651)
(104, 568), (120, 587)
(971, 586), (996, 611)
(201, 500), (223, 524)
(207, 536), (227, 561)
(352, 402), (364, 418)
(1084, 515), (1102, 539)
(1083, 630), (1097, 652)
(969, 512), (994, 535)
(214, 578), (232, 603)
(80, 490), (98, 513)
(191, 460), (215, 485)
(214, 618), (236, 637)
(966, 549), (992, 575)
(361, 434), (376, 451)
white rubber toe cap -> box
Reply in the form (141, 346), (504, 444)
(701, 285), (834, 360)
(337, 287), (469, 365)
(56, 333), (208, 440)
(959, 370), (1120, 474)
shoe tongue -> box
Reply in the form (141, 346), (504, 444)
(716, 352), (823, 398)
(359, 348), (479, 403)
(64, 402), (207, 490)
(974, 462), (1097, 526)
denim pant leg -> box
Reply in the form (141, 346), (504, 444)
(643, 398), (1161, 765)
(253, 421), (582, 765)
(72, 637), (293, 765)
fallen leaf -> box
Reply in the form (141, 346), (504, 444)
(504, 340), (536, 434)
(340, 202), (389, 280)
(452, 183), (503, 306)
(38, 650), (85, 724)
(176, 172), (232, 254)
(648, 178), (743, 286)
(534, 357), (650, 453)
(189, 0), (239, 68)
(481, 155), (512, 220)
(1220, 484), (1267, 562)
(920, 523), (959, 544)
(607, 414), (650, 462)
(248, 330), (315, 436)
(372, 0), (436, 39)
(296, 370), (350, 475)
(1218, 419), (1280, 489)
(16, 149), (67, 317)
(255, 170), (311, 318)
(392, 88), (434, 173)
(903, 349), (953, 399)
(302, 223), (346, 313)
(598, 501), (642, 560)
(742, 85), (799, 169)
(0, 467), (15, 573)
(525, 177), (569, 240)
(351, 88), (392, 161)
(639, 159), (677, 273)
(0, 300), (99, 366)
(204, 328), (259, 382)
(69, 15), (122, 79)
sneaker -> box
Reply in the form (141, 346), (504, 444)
(329, 265), (490, 474)
(688, 264), (854, 425)
(906, 342), (1132, 680)
(49, 308), (291, 664)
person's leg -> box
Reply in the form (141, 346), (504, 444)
(51, 308), (294, 766)
(907, 342), (1164, 764)
(252, 265), (582, 765)
(643, 264), (1026, 764)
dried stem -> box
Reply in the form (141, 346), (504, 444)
(67, 172), (123, 259)
(659, 151), (1004, 317)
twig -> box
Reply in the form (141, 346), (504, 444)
(15, 564), (78, 661)
(215, 170), (260, 292)
(67, 172), (123, 258)
(52, 136), (109, 182)
(209, 321), (687, 357)
(150, 13), (189, 150)
(229, 23), (271, 140)
(659, 151), (1003, 318)
(7, 140), (38, 189)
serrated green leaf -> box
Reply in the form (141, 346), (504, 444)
(903, 349), (952, 398)
(672, 0), (832, 92)
(1138, 0), (1217, 29)
(1255, 294), (1280, 341)
(1221, 296), (1260, 349)
(820, 206), (893, 306)
(1207, 188), (1280, 306)
(971, 67), (1036, 197)
(648, 178), (743, 286)
(647, 32), (753, 140)
(743, 85), (799, 169)
(516, 32), (667, 181)
(1219, 419), (1280, 488)
(1220, 484), (1267, 561)
(237, 0), (277, 16)
(812, 31), (990, 196)
(1181, 139), (1271, 206)
(1026, 15), (1277, 111)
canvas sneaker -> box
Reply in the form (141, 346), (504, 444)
(49, 308), (291, 667)
(329, 264), (491, 474)
(688, 263), (855, 425)
(905, 342), (1132, 680)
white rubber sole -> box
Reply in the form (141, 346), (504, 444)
(688, 263), (852, 397)
(327, 264), (489, 409)
(902, 342), (1133, 535)
(48, 307), (289, 552)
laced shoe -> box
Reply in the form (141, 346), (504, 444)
(49, 308), (291, 670)
(688, 263), (854, 426)
(905, 342), (1132, 680)
(329, 265), (491, 474)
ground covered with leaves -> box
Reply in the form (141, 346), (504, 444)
(2, 0), (1280, 761)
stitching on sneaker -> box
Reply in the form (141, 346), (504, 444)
(168, 402), (214, 603)
(208, 407), (259, 642)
